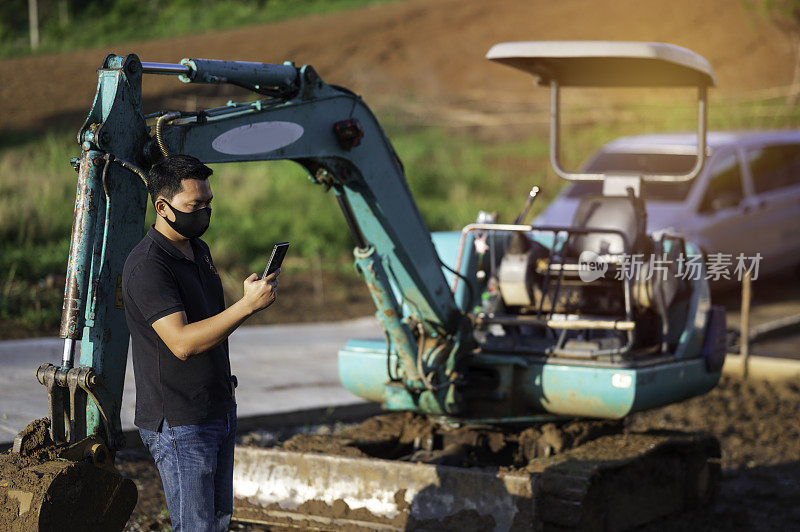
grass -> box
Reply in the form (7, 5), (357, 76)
(1, 91), (798, 337)
(0, 114), (557, 284)
(0, 0), (398, 59)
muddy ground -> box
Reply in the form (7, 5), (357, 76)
(115, 375), (800, 531)
(630, 376), (800, 531)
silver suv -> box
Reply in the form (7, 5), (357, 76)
(535, 131), (800, 276)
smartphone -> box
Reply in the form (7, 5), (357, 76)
(263, 242), (289, 279)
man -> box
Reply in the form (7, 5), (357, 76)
(122, 154), (279, 531)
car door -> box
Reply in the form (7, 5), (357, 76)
(688, 149), (758, 261)
(741, 142), (800, 274)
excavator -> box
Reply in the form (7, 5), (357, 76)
(0, 41), (727, 531)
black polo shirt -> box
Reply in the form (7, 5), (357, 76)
(122, 225), (234, 431)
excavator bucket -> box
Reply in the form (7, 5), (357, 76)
(0, 419), (137, 532)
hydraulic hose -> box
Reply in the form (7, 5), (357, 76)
(155, 112), (182, 157)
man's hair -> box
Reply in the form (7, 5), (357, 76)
(147, 154), (213, 205)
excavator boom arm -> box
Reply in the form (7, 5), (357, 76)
(54, 54), (469, 450)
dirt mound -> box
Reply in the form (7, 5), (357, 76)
(1, 0), (794, 134)
(6, 418), (61, 461)
(628, 375), (800, 469)
(280, 411), (623, 467)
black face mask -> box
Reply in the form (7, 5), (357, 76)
(162, 201), (211, 239)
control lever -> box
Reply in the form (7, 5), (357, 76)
(512, 186), (540, 225)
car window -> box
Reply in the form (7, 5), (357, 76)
(699, 151), (743, 213)
(746, 143), (800, 194)
(572, 152), (698, 201)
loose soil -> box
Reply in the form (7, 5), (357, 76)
(279, 412), (624, 468)
(630, 376), (800, 531)
(114, 375), (800, 531)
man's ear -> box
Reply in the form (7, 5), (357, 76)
(154, 197), (171, 220)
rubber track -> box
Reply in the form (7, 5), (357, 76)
(537, 432), (721, 531)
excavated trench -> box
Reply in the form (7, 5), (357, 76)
(275, 412), (625, 469)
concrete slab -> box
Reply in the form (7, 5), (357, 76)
(722, 353), (800, 381)
(0, 317), (382, 444)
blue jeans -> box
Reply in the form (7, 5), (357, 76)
(139, 406), (237, 532)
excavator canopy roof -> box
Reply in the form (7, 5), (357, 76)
(486, 41), (716, 88)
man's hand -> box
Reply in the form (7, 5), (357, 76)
(242, 268), (280, 314)
(151, 269), (281, 360)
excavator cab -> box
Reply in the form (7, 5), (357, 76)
(339, 42), (727, 420)
(491, 41), (724, 375)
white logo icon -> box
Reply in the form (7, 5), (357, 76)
(578, 250), (608, 282)
(211, 121), (304, 155)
